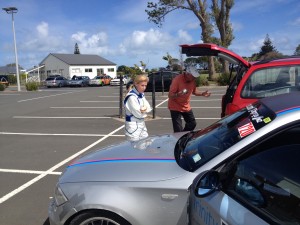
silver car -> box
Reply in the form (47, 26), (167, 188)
(68, 75), (90, 87)
(45, 76), (68, 88)
(188, 92), (300, 225)
(89, 76), (104, 86)
(48, 92), (300, 225)
(110, 75), (129, 86)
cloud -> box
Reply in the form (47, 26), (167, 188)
(177, 29), (193, 43)
(231, 21), (243, 32)
(121, 28), (175, 53)
(37, 22), (49, 37)
(21, 22), (63, 52)
(71, 32), (108, 48)
(290, 17), (300, 26)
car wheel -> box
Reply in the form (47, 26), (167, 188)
(69, 210), (130, 225)
(58, 83), (62, 88)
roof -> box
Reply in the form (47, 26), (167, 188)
(46, 53), (116, 66)
(261, 92), (300, 114)
(0, 65), (24, 74)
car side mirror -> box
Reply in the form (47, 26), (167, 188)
(193, 170), (220, 198)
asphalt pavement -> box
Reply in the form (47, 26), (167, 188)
(0, 84), (226, 225)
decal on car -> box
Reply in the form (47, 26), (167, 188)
(238, 122), (256, 138)
(68, 157), (176, 168)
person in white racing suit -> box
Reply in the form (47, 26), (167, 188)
(124, 75), (152, 141)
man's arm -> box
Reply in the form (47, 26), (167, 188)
(193, 88), (211, 97)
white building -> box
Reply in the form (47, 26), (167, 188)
(28, 53), (117, 80)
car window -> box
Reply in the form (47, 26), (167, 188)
(223, 126), (300, 224)
(177, 102), (276, 171)
(46, 77), (55, 81)
(241, 66), (300, 98)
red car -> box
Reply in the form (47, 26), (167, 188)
(181, 43), (300, 117)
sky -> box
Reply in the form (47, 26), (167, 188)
(1, 0), (300, 71)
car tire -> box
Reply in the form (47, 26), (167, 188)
(58, 83), (62, 88)
(69, 210), (130, 225)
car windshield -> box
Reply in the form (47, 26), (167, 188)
(46, 77), (55, 81)
(175, 101), (276, 172)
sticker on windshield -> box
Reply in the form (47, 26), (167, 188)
(263, 117), (271, 123)
(238, 122), (256, 138)
(192, 153), (201, 163)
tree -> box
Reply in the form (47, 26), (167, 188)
(74, 43), (80, 54)
(162, 52), (173, 66)
(146, 0), (216, 79)
(211, 0), (234, 73)
(294, 44), (300, 56)
(257, 34), (278, 59)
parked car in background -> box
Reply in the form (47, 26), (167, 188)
(145, 71), (179, 92)
(89, 76), (104, 86)
(110, 74), (129, 86)
(188, 92), (300, 225)
(0, 75), (9, 87)
(45, 76), (68, 88)
(99, 75), (112, 85)
(181, 43), (300, 117)
(48, 92), (300, 225)
(68, 75), (90, 87)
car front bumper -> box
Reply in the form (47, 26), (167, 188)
(48, 198), (77, 225)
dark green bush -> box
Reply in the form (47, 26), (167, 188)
(196, 75), (209, 86)
(217, 73), (231, 86)
(25, 82), (39, 91)
(8, 75), (17, 85)
(0, 83), (5, 91)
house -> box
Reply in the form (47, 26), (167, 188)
(28, 53), (117, 80)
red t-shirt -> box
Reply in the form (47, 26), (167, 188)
(168, 74), (196, 112)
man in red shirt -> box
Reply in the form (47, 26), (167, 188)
(168, 65), (211, 132)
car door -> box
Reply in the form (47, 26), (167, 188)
(189, 125), (300, 225)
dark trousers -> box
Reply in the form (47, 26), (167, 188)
(170, 110), (197, 132)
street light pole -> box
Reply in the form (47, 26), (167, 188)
(3, 7), (21, 92)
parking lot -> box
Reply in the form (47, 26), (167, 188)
(0, 85), (226, 225)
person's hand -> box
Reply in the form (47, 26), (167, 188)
(178, 88), (188, 96)
(140, 106), (147, 113)
(202, 90), (211, 97)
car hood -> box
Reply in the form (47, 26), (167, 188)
(60, 133), (188, 183)
(181, 43), (251, 68)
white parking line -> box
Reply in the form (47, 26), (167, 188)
(18, 91), (84, 103)
(0, 125), (125, 204)
(0, 132), (124, 137)
(163, 117), (221, 120)
(13, 116), (113, 119)
(0, 93), (21, 96)
(50, 107), (121, 109)
(0, 168), (61, 175)
(156, 107), (221, 109)
(80, 101), (120, 102)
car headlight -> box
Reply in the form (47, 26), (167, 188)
(54, 185), (68, 206)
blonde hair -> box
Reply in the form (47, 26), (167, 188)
(134, 74), (149, 84)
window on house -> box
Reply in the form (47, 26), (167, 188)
(108, 68), (114, 72)
(97, 69), (104, 75)
(85, 68), (92, 72)
(72, 68), (81, 73)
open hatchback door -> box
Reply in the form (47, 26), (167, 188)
(181, 43), (252, 117)
(180, 43), (250, 67)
